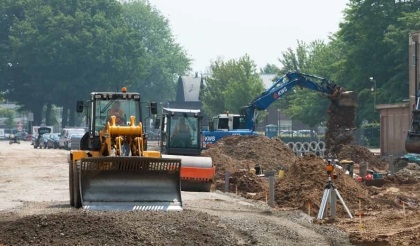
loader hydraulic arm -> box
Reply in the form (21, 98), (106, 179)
(240, 72), (344, 130)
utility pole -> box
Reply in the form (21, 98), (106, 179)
(369, 77), (377, 110)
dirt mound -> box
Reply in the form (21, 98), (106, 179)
(0, 210), (237, 246)
(393, 163), (420, 184)
(203, 134), (385, 216)
(275, 155), (378, 216)
(336, 145), (387, 171)
(202, 135), (296, 182)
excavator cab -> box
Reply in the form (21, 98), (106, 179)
(159, 108), (215, 192)
(405, 98), (420, 153)
(69, 89), (182, 211)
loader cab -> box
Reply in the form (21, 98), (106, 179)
(160, 108), (202, 156)
(77, 91), (145, 150)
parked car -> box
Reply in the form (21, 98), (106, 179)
(4, 129), (18, 139)
(33, 127), (52, 149)
(38, 133), (50, 149)
(31, 134), (37, 145)
(67, 133), (84, 150)
(279, 130), (298, 137)
(145, 130), (160, 141)
(59, 128), (86, 149)
(46, 133), (60, 149)
(15, 131), (29, 141)
(296, 130), (317, 137)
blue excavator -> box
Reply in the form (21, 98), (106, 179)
(202, 72), (357, 148)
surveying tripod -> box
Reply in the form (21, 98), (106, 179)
(317, 161), (353, 220)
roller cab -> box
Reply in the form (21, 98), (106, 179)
(158, 108), (215, 192)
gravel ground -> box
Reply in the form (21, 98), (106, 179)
(0, 141), (352, 245)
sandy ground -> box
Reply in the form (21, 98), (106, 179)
(0, 140), (354, 245)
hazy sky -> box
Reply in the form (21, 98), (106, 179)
(147, 0), (349, 74)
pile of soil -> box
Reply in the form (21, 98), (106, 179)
(336, 144), (388, 171)
(393, 163), (420, 184)
(203, 135), (382, 215)
(274, 154), (378, 215)
(0, 210), (237, 245)
(202, 135), (296, 190)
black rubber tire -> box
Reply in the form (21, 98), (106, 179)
(73, 161), (82, 208)
(69, 161), (74, 207)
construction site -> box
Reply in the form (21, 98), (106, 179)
(0, 91), (419, 245)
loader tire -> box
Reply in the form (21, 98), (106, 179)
(69, 161), (74, 207)
(73, 160), (82, 208)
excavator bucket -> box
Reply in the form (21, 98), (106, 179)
(162, 154), (214, 192)
(77, 156), (182, 211)
(335, 91), (358, 107)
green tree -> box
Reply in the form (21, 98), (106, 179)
(202, 55), (264, 117)
(336, 0), (420, 124)
(275, 40), (345, 127)
(0, 0), (139, 126)
(121, 1), (191, 103)
(260, 64), (280, 74)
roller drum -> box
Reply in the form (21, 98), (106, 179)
(162, 154), (214, 192)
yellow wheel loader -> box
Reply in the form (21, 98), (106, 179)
(68, 88), (182, 211)
(156, 108), (215, 192)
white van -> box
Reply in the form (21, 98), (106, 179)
(59, 128), (86, 149)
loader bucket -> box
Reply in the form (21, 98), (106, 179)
(79, 157), (182, 211)
(336, 91), (358, 107)
(162, 154), (214, 192)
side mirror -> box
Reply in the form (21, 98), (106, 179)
(154, 118), (160, 129)
(76, 101), (84, 113)
(150, 102), (158, 114)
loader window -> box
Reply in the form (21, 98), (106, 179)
(94, 99), (140, 133)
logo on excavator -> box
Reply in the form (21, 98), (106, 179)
(204, 136), (216, 142)
(275, 87), (287, 99)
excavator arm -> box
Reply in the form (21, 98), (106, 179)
(240, 72), (357, 130)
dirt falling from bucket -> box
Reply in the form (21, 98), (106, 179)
(324, 101), (356, 156)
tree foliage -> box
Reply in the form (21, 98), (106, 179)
(202, 55), (264, 117)
(121, 0), (191, 103)
(274, 40), (345, 127)
(0, 0), (190, 128)
(275, 1), (420, 126)
(336, 1), (420, 123)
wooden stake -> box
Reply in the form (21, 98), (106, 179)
(403, 201), (406, 221)
(308, 202), (311, 216)
(359, 197), (362, 231)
